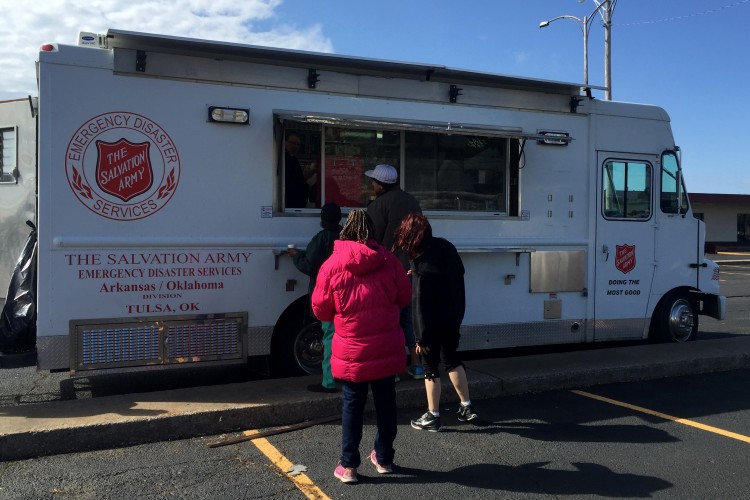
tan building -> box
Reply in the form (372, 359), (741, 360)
(690, 193), (750, 252)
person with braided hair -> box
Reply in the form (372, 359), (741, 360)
(312, 209), (412, 484)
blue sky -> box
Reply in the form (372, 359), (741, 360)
(2, 0), (748, 193)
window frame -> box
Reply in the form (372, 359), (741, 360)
(660, 150), (689, 215)
(0, 126), (18, 184)
(276, 113), (540, 217)
(738, 214), (750, 242)
(601, 158), (653, 221)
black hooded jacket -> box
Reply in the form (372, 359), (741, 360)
(292, 220), (342, 298)
(411, 237), (465, 345)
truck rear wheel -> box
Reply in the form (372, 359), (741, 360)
(271, 301), (324, 377)
(655, 291), (698, 343)
(291, 321), (324, 375)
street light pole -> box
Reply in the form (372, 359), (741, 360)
(582, 15), (590, 87)
(540, 0), (612, 98)
(601, 0), (613, 100)
(580, 0), (615, 100)
(585, 0), (616, 100)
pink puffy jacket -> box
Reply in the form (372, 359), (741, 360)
(312, 239), (411, 383)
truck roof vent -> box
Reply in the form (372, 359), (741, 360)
(78, 32), (107, 49)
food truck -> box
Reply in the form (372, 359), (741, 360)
(6, 29), (725, 375)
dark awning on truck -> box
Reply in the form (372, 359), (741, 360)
(275, 112), (573, 143)
(106, 29), (584, 96)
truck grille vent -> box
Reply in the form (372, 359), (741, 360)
(167, 320), (241, 359)
(71, 313), (247, 371)
(81, 325), (161, 366)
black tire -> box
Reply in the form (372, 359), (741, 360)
(654, 291), (698, 343)
(291, 321), (324, 375)
(271, 302), (324, 377)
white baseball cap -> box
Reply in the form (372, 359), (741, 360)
(364, 164), (398, 184)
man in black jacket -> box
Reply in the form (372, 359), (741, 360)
(365, 164), (424, 379)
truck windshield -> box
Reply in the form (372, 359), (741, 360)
(660, 151), (689, 214)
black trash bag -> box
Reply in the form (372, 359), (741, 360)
(0, 221), (37, 354)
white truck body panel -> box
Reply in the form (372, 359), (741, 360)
(29, 30), (723, 372)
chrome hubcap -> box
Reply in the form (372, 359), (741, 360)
(668, 299), (695, 342)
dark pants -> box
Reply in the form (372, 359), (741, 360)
(340, 376), (398, 468)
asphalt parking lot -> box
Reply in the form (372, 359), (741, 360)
(0, 254), (748, 461)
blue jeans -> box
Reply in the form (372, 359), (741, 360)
(340, 376), (398, 468)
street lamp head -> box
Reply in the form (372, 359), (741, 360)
(539, 0), (614, 99)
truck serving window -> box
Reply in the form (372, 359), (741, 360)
(324, 127), (401, 207)
(602, 160), (652, 220)
(280, 121), (518, 215)
(404, 132), (508, 212)
(282, 125), (322, 209)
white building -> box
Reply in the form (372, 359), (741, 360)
(0, 98), (37, 302)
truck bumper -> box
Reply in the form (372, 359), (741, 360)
(700, 294), (726, 321)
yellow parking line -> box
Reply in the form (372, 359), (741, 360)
(572, 389), (750, 444)
(252, 437), (332, 500)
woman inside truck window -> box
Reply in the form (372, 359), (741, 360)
(284, 133), (310, 208)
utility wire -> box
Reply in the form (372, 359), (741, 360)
(615, 0), (749, 26)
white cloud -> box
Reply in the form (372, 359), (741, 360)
(0, 0), (333, 100)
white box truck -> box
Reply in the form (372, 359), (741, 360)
(10, 29), (724, 375)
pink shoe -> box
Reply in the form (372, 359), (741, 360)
(334, 464), (358, 483)
(369, 449), (393, 474)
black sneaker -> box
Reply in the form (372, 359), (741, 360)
(411, 412), (442, 432)
(457, 404), (477, 422)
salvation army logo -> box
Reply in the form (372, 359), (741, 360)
(615, 244), (636, 274)
(96, 139), (153, 202)
(65, 112), (180, 221)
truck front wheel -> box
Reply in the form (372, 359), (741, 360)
(655, 291), (698, 343)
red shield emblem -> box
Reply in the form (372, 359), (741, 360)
(615, 244), (636, 274)
(95, 139), (153, 202)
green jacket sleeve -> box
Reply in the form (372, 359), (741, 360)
(292, 229), (334, 277)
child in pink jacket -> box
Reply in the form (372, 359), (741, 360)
(312, 209), (411, 484)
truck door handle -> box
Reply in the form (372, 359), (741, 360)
(689, 262), (708, 268)
(602, 244), (609, 262)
